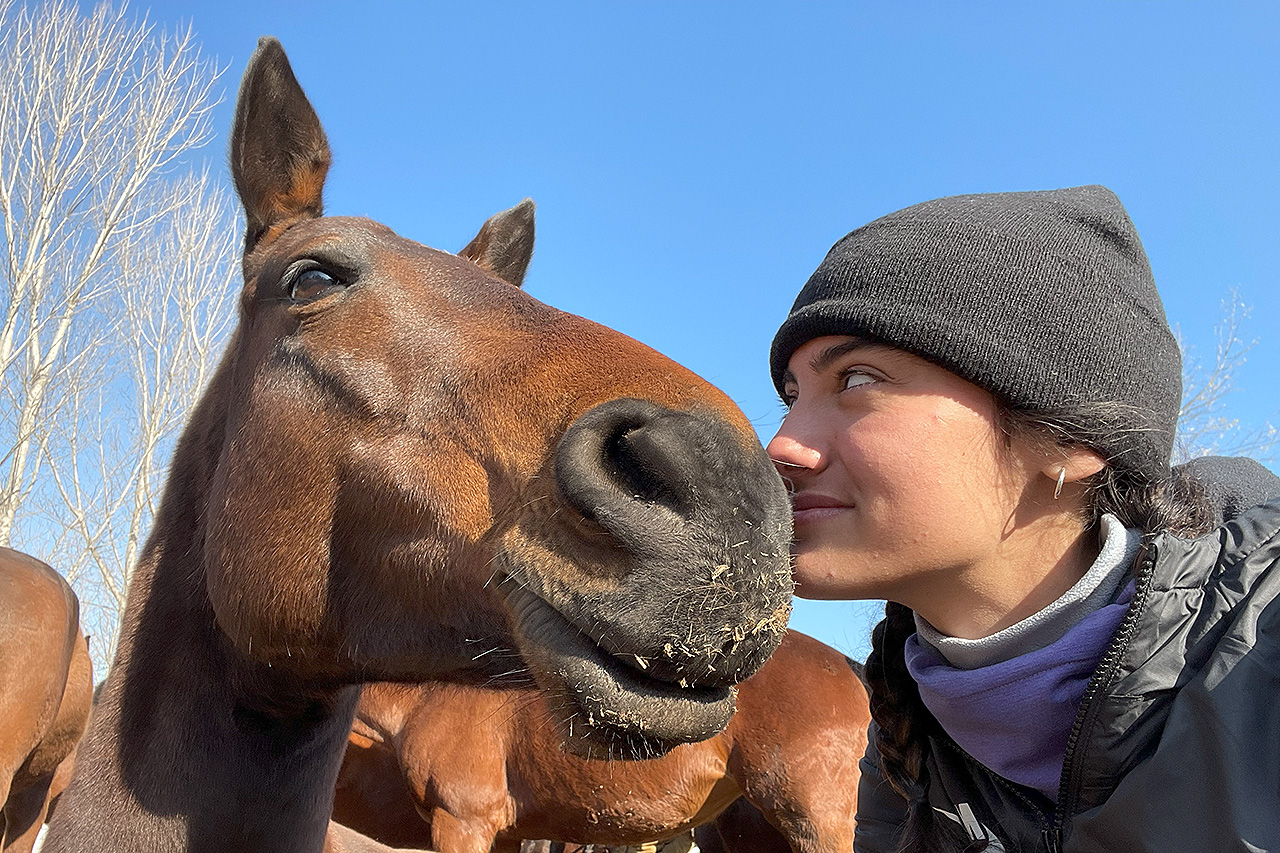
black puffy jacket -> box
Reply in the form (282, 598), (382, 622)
(855, 495), (1280, 853)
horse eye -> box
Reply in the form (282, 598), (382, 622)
(290, 268), (343, 301)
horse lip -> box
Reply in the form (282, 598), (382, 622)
(495, 576), (736, 750)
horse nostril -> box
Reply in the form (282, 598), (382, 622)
(553, 397), (793, 688)
(555, 399), (707, 541)
(605, 420), (696, 516)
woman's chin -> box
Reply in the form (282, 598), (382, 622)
(792, 568), (868, 600)
(793, 578), (861, 600)
(791, 548), (885, 601)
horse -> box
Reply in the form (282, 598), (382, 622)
(42, 36), (793, 853)
(0, 548), (93, 853)
(330, 630), (869, 853)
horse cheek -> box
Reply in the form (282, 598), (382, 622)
(204, 402), (339, 662)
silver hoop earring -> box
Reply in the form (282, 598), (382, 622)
(1054, 467), (1067, 500)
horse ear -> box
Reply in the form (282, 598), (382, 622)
(459, 199), (536, 288)
(230, 37), (331, 253)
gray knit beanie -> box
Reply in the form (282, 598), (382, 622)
(770, 186), (1181, 481)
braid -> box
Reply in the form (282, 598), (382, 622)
(865, 602), (926, 799)
(866, 602), (973, 853)
(1089, 458), (1214, 537)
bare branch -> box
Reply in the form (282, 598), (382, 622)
(0, 1), (232, 673)
(1175, 290), (1277, 464)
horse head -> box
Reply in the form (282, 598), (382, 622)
(204, 38), (792, 756)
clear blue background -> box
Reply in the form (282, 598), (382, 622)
(124, 2), (1279, 660)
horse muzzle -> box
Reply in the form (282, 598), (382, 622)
(497, 398), (793, 753)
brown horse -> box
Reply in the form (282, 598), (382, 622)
(43, 37), (792, 853)
(0, 548), (92, 853)
(331, 630), (869, 853)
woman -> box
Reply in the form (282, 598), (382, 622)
(766, 186), (1280, 852)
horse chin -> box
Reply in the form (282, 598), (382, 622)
(499, 581), (736, 757)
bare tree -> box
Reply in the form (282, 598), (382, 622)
(0, 0), (221, 545)
(0, 0), (236, 666)
(1175, 291), (1277, 464)
(38, 173), (239, 658)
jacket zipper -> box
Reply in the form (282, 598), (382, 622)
(938, 737), (1056, 850)
(1051, 539), (1160, 848)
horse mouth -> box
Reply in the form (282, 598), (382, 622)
(498, 579), (736, 758)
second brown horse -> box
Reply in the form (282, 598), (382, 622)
(0, 548), (92, 853)
(333, 630), (870, 853)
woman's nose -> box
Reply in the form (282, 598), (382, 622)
(766, 428), (822, 476)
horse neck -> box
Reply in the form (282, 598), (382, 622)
(46, 351), (362, 853)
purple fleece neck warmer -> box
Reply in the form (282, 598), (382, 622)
(904, 581), (1134, 801)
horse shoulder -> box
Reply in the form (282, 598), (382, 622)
(722, 630), (866, 853)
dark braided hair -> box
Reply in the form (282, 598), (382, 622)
(864, 400), (1216, 852)
(865, 602), (967, 852)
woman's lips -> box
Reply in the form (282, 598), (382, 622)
(789, 493), (852, 525)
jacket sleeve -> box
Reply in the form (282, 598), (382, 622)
(854, 726), (909, 853)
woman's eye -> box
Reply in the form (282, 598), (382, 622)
(290, 268), (343, 301)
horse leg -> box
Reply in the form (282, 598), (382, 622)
(731, 728), (859, 853)
(326, 820), (433, 853)
(736, 792), (853, 853)
(0, 642), (60, 853)
(0, 772), (13, 849)
(429, 806), (503, 853)
(703, 798), (792, 853)
(1, 774), (53, 853)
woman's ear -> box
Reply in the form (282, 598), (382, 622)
(1041, 448), (1107, 490)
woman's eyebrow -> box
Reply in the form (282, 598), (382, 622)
(809, 338), (876, 374)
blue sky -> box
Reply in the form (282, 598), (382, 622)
(129, 2), (1278, 659)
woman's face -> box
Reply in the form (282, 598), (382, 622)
(767, 335), (1046, 604)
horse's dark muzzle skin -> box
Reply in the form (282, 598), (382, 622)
(554, 398), (794, 689)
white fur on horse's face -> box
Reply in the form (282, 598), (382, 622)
(769, 335), (1101, 640)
